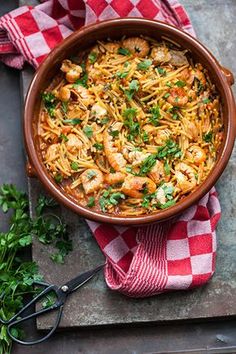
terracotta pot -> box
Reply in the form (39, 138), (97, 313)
(24, 18), (236, 225)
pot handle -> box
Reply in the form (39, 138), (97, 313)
(26, 161), (37, 178)
(221, 66), (234, 86)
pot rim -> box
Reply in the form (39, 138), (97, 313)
(24, 18), (236, 225)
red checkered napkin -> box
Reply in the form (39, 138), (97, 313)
(0, 0), (221, 297)
(0, 0), (195, 68)
(88, 188), (220, 297)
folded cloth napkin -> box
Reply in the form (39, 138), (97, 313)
(0, 0), (221, 297)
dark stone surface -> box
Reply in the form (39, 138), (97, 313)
(0, 0), (235, 352)
(19, 0), (236, 330)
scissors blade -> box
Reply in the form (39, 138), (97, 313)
(62, 264), (105, 294)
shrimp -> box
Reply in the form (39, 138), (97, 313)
(60, 59), (83, 83)
(66, 133), (82, 152)
(121, 176), (156, 198)
(155, 129), (171, 145)
(175, 162), (197, 193)
(179, 68), (194, 85)
(186, 146), (206, 165)
(45, 144), (59, 162)
(128, 150), (150, 167)
(151, 46), (171, 64)
(148, 160), (169, 184)
(103, 130), (127, 172)
(122, 37), (150, 58)
(81, 168), (104, 194)
(169, 50), (188, 67)
(103, 42), (120, 53)
(58, 85), (71, 102)
(73, 85), (94, 106)
(167, 87), (188, 107)
(91, 103), (107, 119)
(182, 118), (198, 141)
(104, 172), (126, 185)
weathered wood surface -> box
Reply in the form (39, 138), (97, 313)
(20, 0), (236, 330)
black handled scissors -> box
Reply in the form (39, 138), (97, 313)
(0, 264), (104, 345)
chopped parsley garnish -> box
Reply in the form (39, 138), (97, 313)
(71, 162), (79, 171)
(42, 92), (56, 117)
(93, 143), (103, 150)
(61, 101), (68, 114)
(100, 117), (109, 125)
(123, 108), (140, 141)
(164, 160), (170, 175)
(202, 98), (211, 104)
(203, 131), (213, 143)
(87, 196), (95, 208)
(175, 80), (186, 87)
(165, 81), (172, 88)
(88, 51), (97, 64)
(137, 59), (152, 71)
(83, 126), (93, 138)
(125, 80), (139, 101)
(149, 105), (161, 126)
(109, 129), (119, 137)
(54, 173), (63, 183)
(99, 190), (125, 212)
(164, 93), (170, 98)
(59, 133), (69, 142)
(118, 47), (131, 56)
(195, 78), (204, 94)
(117, 71), (129, 79)
(62, 118), (82, 125)
(159, 199), (176, 209)
(157, 139), (182, 159)
(139, 154), (157, 176)
(156, 67), (166, 76)
(87, 170), (97, 180)
(142, 131), (149, 143)
(74, 70), (88, 88)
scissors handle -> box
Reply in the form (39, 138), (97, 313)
(7, 305), (63, 346)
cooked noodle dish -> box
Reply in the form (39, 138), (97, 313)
(38, 36), (223, 216)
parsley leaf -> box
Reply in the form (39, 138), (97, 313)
(71, 162), (79, 171)
(99, 190), (125, 212)
(93, 143), (103, 150)
(88, 51), (97, 64)
(149, 105), (160, 126)
(61, 101), (68, 114)
(87, 170), (97, 180)
(118, 47), (130, 56)
(59, 133), (69, 142)
(139, 154), (157, 176)
(83, 126), (93, 138)
(123, 108), (140, 141)
(63, 118), (82, 125)
(74, 72), (88, 88)
(137, 59), (152, 71)
(156, 139), (182, 160)
(109, 129), (119, 137)
(87, 196), (95, 208)
(54, 173), (63, 183)
(125, 80), (139, 101)
(42, 92), (56, 117)
(156, 67), (166, 76)
(117, 71), (129, 79)
(202, 98), (211, 104)
(203, 131), (213, 143)
(175, 80), (186, 87)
